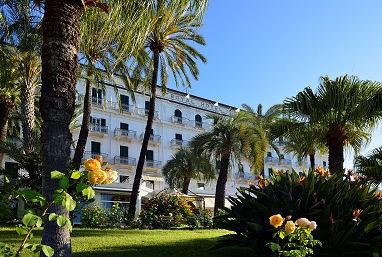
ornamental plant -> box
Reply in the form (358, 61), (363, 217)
(268, 214), (321, 257)
(215, 168), (382, 256)
(0, 157), (117, 257)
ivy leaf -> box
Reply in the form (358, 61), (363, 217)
(57, 216), (67, 227)
(59, 176), (69, 189)
(71, 171), (82, 179)
(41, 245), (54, 257)
(51, 170), (65, 180)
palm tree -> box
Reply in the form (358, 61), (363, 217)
(240, 103), (283, 174)
(127, 0), (207, 221)
(162, 148), (215, 194)
(0, 0), (42, 154)
(284, 75), (382, 174)
(190, 114), (266, 215)
(72, 0), (149, 168)
(355, 147), (382, 183)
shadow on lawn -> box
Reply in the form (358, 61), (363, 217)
(73, 237), (256, 257)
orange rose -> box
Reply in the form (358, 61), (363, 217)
(269, 214), (284, 228)
(102, 169), (119, 185)
(88, 169), (107, 184)
(84, 158), (101, 172)
(285, 220), (295, 234)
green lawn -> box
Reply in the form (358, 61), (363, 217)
(0, 227), (255, 257)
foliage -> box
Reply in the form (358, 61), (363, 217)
(215, 168), (382, 257)
(79, 203), (109, 228)
(139, 195), (194, 229)
(355, 146), (382, 183)
(187, 209), (213, 229)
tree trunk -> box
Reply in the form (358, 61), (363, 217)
(308, 149), (315, 171)
(40, 1), (81, 256)
(182, 175), (191, 194)
(328, 141), (344, 174)
(0, 101), (9, 170)
(72, 73), (92, 169)
(214, 154), (230, 216)
(21, 80), (36, 154)
(127, 50), (159, 222)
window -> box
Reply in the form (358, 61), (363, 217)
(195, 114), (202, 128)
(120, 146), (129, 157)
(323, 161), (327, 167)
(145, 180), (154, 190)
(197, 182), (205, 190)
(92, 88), (103, 105)
(120, 95), (129, 111)
(267, 152), (272, 157)
(120, 122), (129, 131)
(145, 101), (150, 115)
(91, 141), (101, 154)
(174, 109), (182, 123)
(146, 150), (154, 161)
(90, 117), (106, 127)
(119, 175), (129, 183)
(175, 133), (183, 145)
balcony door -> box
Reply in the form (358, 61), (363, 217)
(91, 141), (101, 154)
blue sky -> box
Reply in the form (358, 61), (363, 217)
(172, 1), (382, 167)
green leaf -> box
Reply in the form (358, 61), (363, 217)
(22, 213), (42, 227)
(17, 189), (45, 206)
(51, 170), (65, 180)
(67, 219), (73, 232)
(62, 193), (76, 211)
(41, 245), (54, 257)
(57, 216), (68, 227)
(76, 183), (87, 193)
(71, 171), (81, 179)
(59, 176), (69, 189)
(15, 226), (28, 236)
(82, 186), (95, 200)
(48, 213), (59, 221)
(4, 175), (10, 183)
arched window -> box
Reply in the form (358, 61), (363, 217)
(174, 109), (182, 123)
(195, 114), (202, 128)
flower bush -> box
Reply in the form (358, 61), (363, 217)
(139, 195), (194, 229)
(215, 168), (382, 256)
(268, 214), (321, 257)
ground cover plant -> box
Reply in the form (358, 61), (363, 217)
(0, 227), (255, 257)
(215, 168), (382, 257)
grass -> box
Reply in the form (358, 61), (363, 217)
(0, 227), (255, 257)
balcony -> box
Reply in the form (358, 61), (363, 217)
(140, 133), (161, 147)
(114, 128), (136, 142)
(92, 97), (103, 107)
(89, 124), (108, 137)
(144, 160), (162, 172)
(114, 156), (136, 169)
(170, 139), (189, 148)
(136, 108), (159, 118)
(121, 104), (135, 114)
(265, 156), (279, 163)
(171, 116), (190, 125)
(193, 121), (212, 130)
(83, 151), (109, 162)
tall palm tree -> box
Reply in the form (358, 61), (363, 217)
(127, 0), (207, 221)
(190, 114), (266, 215)
(0, 0), (42, 154)
(284, 75), (382, 174)
(162, 148), (215, 194)
(72, 0), (149, 168)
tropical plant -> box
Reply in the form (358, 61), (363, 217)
(284, 75), (382, 174)
(190, 114), (266, 215)
(72, 0), (150, 168)
(0, 0), (42, 154)
(127, 0), (207, 221)
(355, 146), (382, 183)
(162, 148), (215, 194)
(215, 169), (382, 257)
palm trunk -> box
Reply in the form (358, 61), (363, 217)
(72, 72), (92, 169)
(40, 1), (81, 256)
(309, 149), (315, 171)
(328, 141), (344, 175)
(127, 50), (160, 222)
(214, 154), (230, 216)
(21, 80), (36, 154)
(182, 176), (191, 194)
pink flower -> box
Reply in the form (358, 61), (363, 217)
(295, 218), (310, 227)
(309, 221), (317, 230)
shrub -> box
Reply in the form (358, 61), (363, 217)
(80, 202), (109, 227)
(139, 195), (194, 229)
(215, 169), (382, 257)
(108, 202), (125, 227)
(188, 209), (213, 229)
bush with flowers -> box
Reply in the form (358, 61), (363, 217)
(215, 168), (382, 256)
(268, 214), (321, 257)
(139, 195), (194, 229)
(0, 156), (118, 257)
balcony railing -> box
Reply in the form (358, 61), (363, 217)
(114, 128), (136, 139)
(193, 120), (212, 129)
(136, 108), (159, 118)
(114, 156), (136, 166)
(92, 97), (103, 106)
(144, 160), (162, 168)
(90, 124), (108, 134)
(170, 139), (189, 147)
(83, 151), (109, 161)
(140, 133), (161, 143)
(121, 104), (135, 113)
